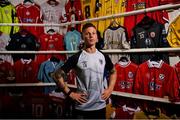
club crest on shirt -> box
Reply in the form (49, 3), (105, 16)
(21, 44), (27, 48)
(27, 66), (32, 71)
(120, 81), (125, 89)
(26, 11), (30, 16)
(150, 32), (156, 38)
(82, 61), (87, 68)
(5, 10), (9, 14)
(49, 44), (54, 49)
(99, 59), (103, 65)
(159, 74), (165, 80)
(128, 71), (133, 79)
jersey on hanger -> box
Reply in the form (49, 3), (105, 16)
(103, 25), (130, 64)
(0, 32), (13, 64)
(16, 3), (43, 37)
(65, 0), (84, 32)
(36, 32), (66, 64)
(40, 1), (67, 34)
(37, 59), (64, 94)
(130, 17), (169, 65)
(134, 60), (179, 101)
(64, 29), (81, 57)
(167, 15), (180, 47)
(0, 3), (19, 36)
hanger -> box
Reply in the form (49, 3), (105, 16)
(119, 56), (129, 62)
(150, 53), (161, 62)
(145, 108), (160, 117)
(0, 58), (3, 61)
(47, 29), (55, 34)
(47, 0), (59, 6)
(19, 29), (29, 36)
(0, 0), (10, 6)
(70, 27), (76, 31)
(50, 56), (60, 63)
(109, 18), (120, 28)
(23, 0), (34, 4)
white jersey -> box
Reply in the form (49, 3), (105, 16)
(61, 49), (114, 111)
(0, 32), (13, 65)
(103, 26), (130, 64)
(40, 1), (67, 34)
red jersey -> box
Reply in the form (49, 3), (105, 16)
(36, 32), (66, 64)
(65, 0), (84, 32)
(0, 60), (15, 83)
(174, 62), (180, 82)
(22, 93), (50, 118)
(134, 60), (179, 101)
(14, 59), (39, 83)
(16, 3), (43, 37)
(113, 61), (139, 119)
(160, 0), (180, 4)
(114, 61), (138, 93)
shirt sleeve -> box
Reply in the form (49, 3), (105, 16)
(104, 54), (114, 72)
(61, 51), (81, 73)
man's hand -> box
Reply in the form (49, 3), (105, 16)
(101, 88), (113, 100)
(69, 92), (88, 104)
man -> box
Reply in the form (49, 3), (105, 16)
(52, 23), (117, 119)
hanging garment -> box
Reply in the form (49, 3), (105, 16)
(130, 17), (169, 65)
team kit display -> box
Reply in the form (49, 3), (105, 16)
(0, 0), (179, 119)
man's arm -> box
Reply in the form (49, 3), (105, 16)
(52, 69), (70, 94)
(52, 68), (87, 104)
(102, 67), (117, 100)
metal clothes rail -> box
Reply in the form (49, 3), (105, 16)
(0, 4), (179, 27)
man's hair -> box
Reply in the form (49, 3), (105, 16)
(82, 23), (96, 32)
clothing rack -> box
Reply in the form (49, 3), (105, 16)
(0, 83), (179, 104)
(0, 3), (179, 105)
(0, 47), (180, 54)
(0, 4), (179, 27)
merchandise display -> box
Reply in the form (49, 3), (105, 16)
(0, 0), (179, 119)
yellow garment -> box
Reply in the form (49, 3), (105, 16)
(96, 0), (126, 37)
(167, 15), (180, 47)
(81, 0), (98, 28)
(0, 4), (19, 35)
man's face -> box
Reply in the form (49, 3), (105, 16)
(82, 27), (98, 47)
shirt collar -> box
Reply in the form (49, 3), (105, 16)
(147, 60), (163, 68)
